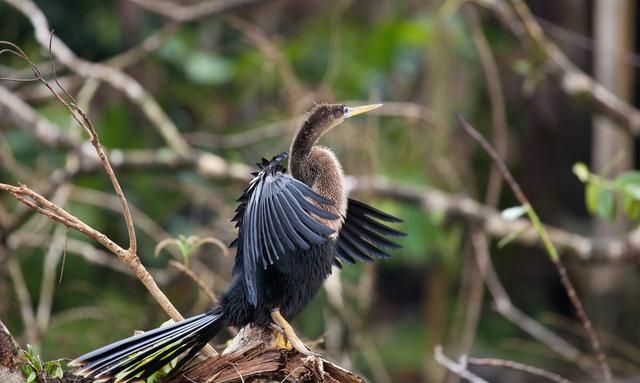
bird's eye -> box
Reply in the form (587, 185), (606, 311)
(340, 105), (348, 116)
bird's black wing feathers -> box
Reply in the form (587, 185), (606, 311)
(230, 152), (339, 306)
(335, 199), (405, 266)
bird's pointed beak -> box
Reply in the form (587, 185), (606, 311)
(344, 103), (383, 118)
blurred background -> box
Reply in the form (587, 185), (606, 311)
(1, 0), (640, 382)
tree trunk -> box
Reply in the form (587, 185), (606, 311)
(588, 0), (636, 330)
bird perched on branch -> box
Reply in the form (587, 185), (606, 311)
(71, 103), (405, 382)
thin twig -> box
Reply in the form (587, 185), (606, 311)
(433, 345), (492, 383)
(542, 313), (640, 367)
(445, 11), (507, 377)
(36, 224), (69, 334)
(15, 22), (179, 101)
(7, 255), (38, 345)
(464, 6), (508, 207)
(70, 186), (172, 247)
(0, 41), (218, 356)
(185, 120), (292, 149)
(226, 16), (306, 106)
(469, 229), (597, 375)
(467, 357), (574, 383)
(2, 0), (192, 157)
(169, 260), (218, 304)
(0, 85), (80, 151)
(458, 116), (612, 382)
(7, 232), (132, 275)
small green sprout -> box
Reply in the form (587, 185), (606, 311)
(155, 234), (228, 266)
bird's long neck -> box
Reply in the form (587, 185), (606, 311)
(289, 116), (348, 227)
(289, 121), (322, 180)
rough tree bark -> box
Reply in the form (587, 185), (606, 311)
(0, 320), (24, 383)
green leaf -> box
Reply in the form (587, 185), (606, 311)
(623, 184), (640, 200)
(622, 194), (640, 220)
(614, 171), (640, 189)
(26, 371), (36, 383)
(44, 361), (55, 375)
(586, 183), (615, 220)
(44, 360), (63, 378)
(501, 205), (527, 221)
(24, 345), (42, 371)
(22, 364), (34, 377)
(572, 162), (590, 182)
(53, 365), (64, 379)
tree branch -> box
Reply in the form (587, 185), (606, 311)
(0, 36), (220, 355)
(0, 86), (80, 151)
(469, 229), (598, 376)
(2, 0), (192, 157)
(476, 0), (640, 136)
(467, 357), (574, 383)
(458, 116), (611, 381)
(434, 345), (492, 383)
(128, 0), (258, 22)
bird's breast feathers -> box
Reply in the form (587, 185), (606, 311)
(306, 146), (348, 235)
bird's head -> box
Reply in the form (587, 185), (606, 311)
(301, 103), (383, 140)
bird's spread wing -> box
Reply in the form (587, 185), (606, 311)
(230, 152), (339, 306)
(334, 199), (405, 266)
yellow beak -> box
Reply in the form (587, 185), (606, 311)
(344, 103), (383, 118)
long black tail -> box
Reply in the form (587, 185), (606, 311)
(70, 309), (226, 382)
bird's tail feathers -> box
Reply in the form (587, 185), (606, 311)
(71, 309), (225, 382)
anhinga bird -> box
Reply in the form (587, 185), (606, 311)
(71, 103), (405, 382)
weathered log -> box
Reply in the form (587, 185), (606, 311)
(166, 326), (366, 383)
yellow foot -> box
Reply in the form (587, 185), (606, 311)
(270, 309), (317, 356)
(272, 328), (293, 350)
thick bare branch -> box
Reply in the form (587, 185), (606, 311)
(350, 176), (640, 263)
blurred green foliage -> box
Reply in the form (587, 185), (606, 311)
(574, 162), (640, 221)
(0, 1), (610, 382)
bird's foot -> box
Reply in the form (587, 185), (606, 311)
(272, 328), (293, 350)
(270, 323), (293, 350)
(270, 309), (319, 357)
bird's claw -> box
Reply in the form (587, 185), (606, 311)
(270, 309), (319, 356)
(271, 327), (293, 351)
